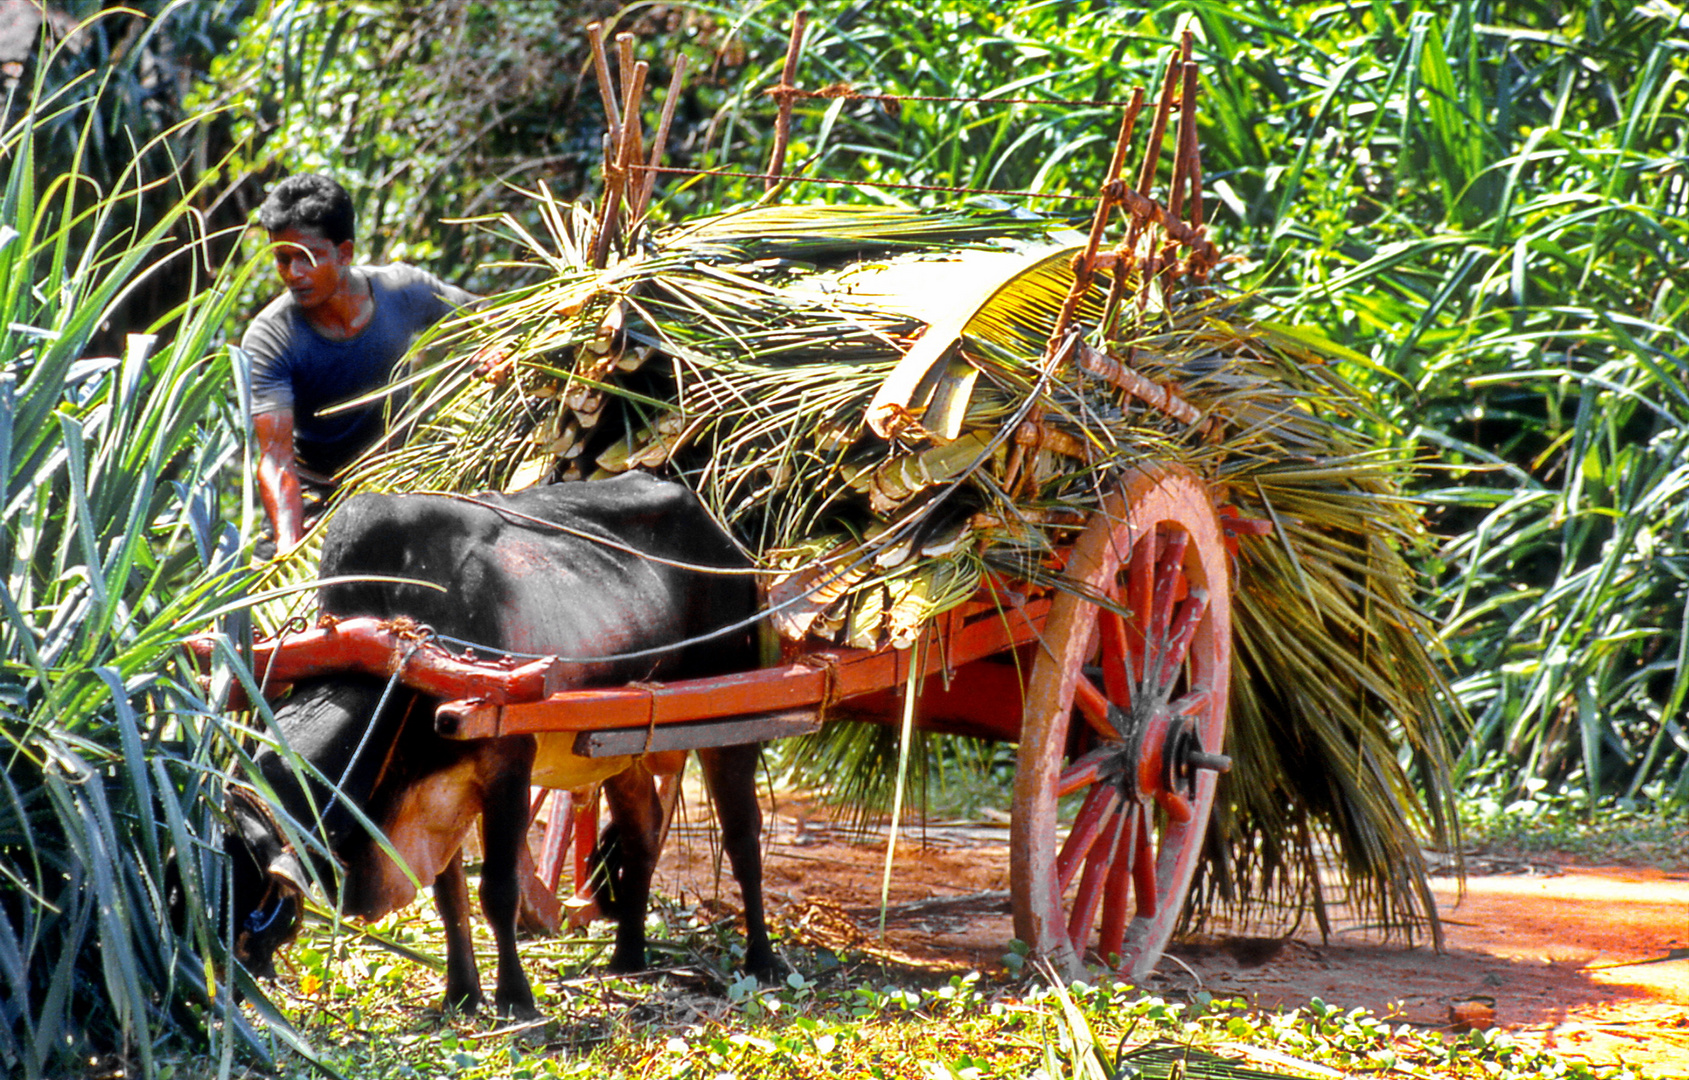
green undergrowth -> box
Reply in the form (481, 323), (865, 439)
(1460, 786), (1689, 873)
(172, 899), (1642, 1080)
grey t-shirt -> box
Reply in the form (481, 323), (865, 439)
(242, 263), (473, 476)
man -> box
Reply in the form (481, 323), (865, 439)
(242, 174), (474, 552)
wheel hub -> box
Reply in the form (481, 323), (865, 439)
(1098, 702), (1231, 803)
(1160, 714), (1232, 795)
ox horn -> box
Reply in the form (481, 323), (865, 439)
(266, 847), (311, 897)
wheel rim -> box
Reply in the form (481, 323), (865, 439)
(1010, 465), (1231, 980)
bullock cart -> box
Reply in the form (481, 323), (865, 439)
(197, 25), (1454, 987)
(199, 457), (1245, 983)
(199, 91), (1253, 979)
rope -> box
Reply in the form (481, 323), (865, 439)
(427, 594), (766, 665)
(324, 635), (426, 819)
(418, 539), (894, 665)
(255, 614), (313, 692)
(632, 163), (1097, 203)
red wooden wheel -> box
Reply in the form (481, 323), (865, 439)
(1010, 465), (1231, 980)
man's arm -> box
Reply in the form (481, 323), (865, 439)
(254, 409), (306, 552)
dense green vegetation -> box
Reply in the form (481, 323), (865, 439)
(0, 29), (278, 1080)
(3, 0), (1686, 1075)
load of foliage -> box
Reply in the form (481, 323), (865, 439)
(341, 38), (1458, 937)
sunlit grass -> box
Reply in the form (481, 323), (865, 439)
(1459, 783), (1689, 873)
(190, 897), (1641, 1080)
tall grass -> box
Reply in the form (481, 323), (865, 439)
(683, 0), (1689, 807)
(0, 34), (309, 1079)
(1211, 2), (1689, 804)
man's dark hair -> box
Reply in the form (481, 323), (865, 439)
(258, 174), (355, 246)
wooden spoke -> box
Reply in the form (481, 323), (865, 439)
(1056, 783), (1120, 892)
(1072, 674), (1114, 737)
(1125, 532), (1154, 679)
(1168, 688), (1216, 716)
(1058, 743), (1122, 798)
(1146, 530), (1188, 666)
(1067, 803), (1128, 947)
(1097, 604), (1134, 706)
(1011, 466), (1230, 981)
(1096, 804), (1141, 963)
(1131, 807), (1159, 919)
(1155, 587), (1208, 689)
(1153, 789), (1193, 825)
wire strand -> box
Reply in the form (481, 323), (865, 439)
(632, 163), (1098, 203)
(771, 84), (1138, 110)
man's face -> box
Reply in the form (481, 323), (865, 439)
(270, 226), (352, 309)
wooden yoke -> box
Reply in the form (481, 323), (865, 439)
(183, 616), (564, 710)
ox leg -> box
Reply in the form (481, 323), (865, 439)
(599, 762), (663, 973)
(697, 744), (780, 980)
(477, 737), (540, 1019)
(433, 850), (484, 1014)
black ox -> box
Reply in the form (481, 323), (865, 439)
(226, 473), (775, 1017)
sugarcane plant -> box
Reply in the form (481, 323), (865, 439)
(337, 26), (1458, 942)
(0, 27), (334, 1075)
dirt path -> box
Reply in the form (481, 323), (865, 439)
(655, 802), (1689, 1076)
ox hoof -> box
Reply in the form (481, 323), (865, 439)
(440, 988), (484, 1017)
(496, 996), (543, 1023)
(743, 950), (787, 985)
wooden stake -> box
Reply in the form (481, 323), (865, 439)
(635, 54), (689, 222)
(1178, 34), (1209, 282)
(1166, 63), (1196, 225)
(1184, 67), (1204, 230)
(1126, 47), (1183, 312)
(765, 12), (808, 192)
(1052, 88), (1143, 343)
(591, 57), (648, 268)
(587, 21), (622, 268)
(587, 22), (620, 134)
(616, 35), (645, 172)
(1099, 89), (1145, 339)
(1134, 53), (1182, 199)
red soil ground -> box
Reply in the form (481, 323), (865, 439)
(653, 798), (1689, 1076)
